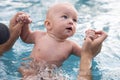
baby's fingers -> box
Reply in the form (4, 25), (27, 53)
(16, 14), (26, 23)
(85, 29), (96, 40)
(16, 14), (32, 24)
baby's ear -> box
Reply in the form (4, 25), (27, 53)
(44, 19), (52, 30)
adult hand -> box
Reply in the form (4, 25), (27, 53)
(0, 12), (25, 54)
(82, 30), (108, 58)
(78, 30), (108, 80)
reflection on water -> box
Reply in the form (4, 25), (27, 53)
(0, 0), (120, 80)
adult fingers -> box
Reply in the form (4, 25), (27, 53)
(94, 30), (108, 44)
(9, 12), (25, 28)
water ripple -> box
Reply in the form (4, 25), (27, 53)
(0, 0), (120, 80)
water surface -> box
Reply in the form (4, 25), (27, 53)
(0, 0), (120, 80)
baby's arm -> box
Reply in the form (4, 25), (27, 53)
(71, 42), (81, 57)
(17, 13), (36, 43)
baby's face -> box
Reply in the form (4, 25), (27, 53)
(47, 3), (78, 39)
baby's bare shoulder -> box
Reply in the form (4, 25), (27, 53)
(33, 30), (46, 41)
(66, 40), (77, 45)
(65, 40), (81, 56)
(34, 30), (46, 36)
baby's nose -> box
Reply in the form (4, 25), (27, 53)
(68, 19), (73, 25)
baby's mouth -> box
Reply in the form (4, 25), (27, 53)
(66, 27), (72, 31)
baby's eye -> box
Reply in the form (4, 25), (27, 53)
(62, 15), (68, 19)
(73, 19), (77, 22)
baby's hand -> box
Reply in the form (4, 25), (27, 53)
(16, 13), (32, 24)
(85, 29), (98, 41)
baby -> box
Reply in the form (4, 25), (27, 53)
(17, 3), (104, 79)
(20, 3), (81, 66)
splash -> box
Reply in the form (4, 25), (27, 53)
(19, 58), (70, 80)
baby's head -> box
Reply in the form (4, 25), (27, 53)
(45, 3), (78, 39)
(46, 3), (78, 20)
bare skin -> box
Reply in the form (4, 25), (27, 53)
(20, 3), (81, 66)
(0, 12), (25, 55)
(18, 3), (107, 80)
(78, 30), (108, 80)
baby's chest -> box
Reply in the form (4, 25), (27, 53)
(34, 43), (72, 61)
(36, 39), (72, 53)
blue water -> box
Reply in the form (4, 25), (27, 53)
(0, 0), (120, 80)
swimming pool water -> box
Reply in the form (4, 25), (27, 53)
(0, 0), (120, 80)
